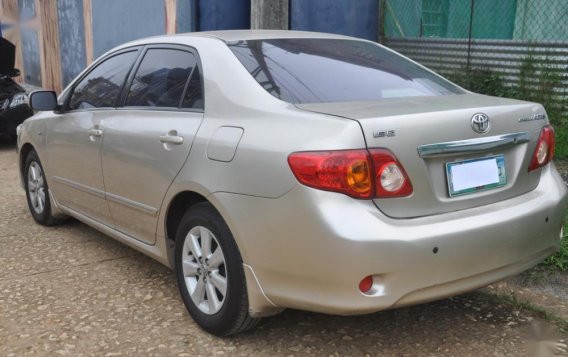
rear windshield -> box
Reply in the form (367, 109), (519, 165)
(228, 38), (463, 104)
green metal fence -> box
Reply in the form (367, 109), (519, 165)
(383, 0), (568, 41)
(380, 0), (568, 131)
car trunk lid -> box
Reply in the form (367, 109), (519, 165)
(296, 93), (547, 218)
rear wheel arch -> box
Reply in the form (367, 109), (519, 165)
(165, 191), (208, 244)
(163, 191), (251, 275)
(164, 191), (233, 270)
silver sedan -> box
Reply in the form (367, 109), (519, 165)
(17, 30), (567, 336)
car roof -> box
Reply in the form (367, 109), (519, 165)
(184, 30), (356, 42)
(116, 30), (358, 49)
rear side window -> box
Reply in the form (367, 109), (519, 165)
(126, 49), (198, 108)
(228, 39), (463, 104)
(68, 51), (138, 110)
(182, 65), (204, 110)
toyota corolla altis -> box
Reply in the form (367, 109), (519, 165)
(17, 31), (567, 336)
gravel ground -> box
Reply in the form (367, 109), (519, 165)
(0, 138), (566, 356)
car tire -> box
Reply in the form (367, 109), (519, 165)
(174, 202), (259, 336)
(24, 150), (58, 226)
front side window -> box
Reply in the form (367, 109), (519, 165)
(68, 51), (138, 110)
(228, 38), (463, 104)
(126, 49), (198, 108)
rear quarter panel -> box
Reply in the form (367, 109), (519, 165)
(160, 38), (366, 261)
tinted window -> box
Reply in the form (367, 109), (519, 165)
(126, 49), (196, 108)
(68, 51), (137, 110)
(228, 39), (463, 104)
(182, 65), (204, 110)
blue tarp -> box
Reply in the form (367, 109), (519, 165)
(197, 0), (250, 31)
(290, 0), (379, 41)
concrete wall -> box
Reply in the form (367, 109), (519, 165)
(251, 0), (288, 30)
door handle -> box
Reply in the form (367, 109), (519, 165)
(88, 128), (103, 137)
(159, 134), (184, 145)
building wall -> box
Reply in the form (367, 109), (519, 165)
(0, 0), (194, 92)
(57, 0), (86, 87)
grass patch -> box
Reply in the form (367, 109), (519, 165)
(555, 126), (568, 159)
(539, 211), (568, 271)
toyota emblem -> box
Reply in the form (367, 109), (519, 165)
(471, 113), (490, 134)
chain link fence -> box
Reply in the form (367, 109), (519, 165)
(380, 0), (568, 140)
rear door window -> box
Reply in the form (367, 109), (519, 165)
(228, 38), (464, 104)
(126, 48), (197, 108)
(68, 51), (138, 110)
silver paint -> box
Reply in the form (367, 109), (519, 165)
(17, 30), (568, 319)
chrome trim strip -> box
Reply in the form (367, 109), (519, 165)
(52, 176), (105, 198)
(417, 132), (530, 158)
(53, 176), (158, 216)
(106, 192), (158, 217)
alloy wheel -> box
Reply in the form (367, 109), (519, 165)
(27, 161), (46, 215)
(181, 226), (228, 315)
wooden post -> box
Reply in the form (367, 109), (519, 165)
(83, 0), (93, 65)
(165, 0), (177, 34)
(36, 0), (62, 92)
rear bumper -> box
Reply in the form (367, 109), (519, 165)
(211, 164), (567, 315)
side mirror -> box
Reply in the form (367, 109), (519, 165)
(29, 90), (58, 111)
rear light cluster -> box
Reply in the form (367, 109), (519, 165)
(288, 149), (413, 199)
(528, 125), (555, 172)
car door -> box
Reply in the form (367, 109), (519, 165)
(101, 46), (204, 244)
(46, 49), (139, 226)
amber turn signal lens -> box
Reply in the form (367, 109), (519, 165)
(346, 160), (372, 194)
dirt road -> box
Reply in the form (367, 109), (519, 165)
(0, 139), (565, 356)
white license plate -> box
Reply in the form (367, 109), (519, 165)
(446, 155), (506, 197)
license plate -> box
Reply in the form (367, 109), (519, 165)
(446, 155), (506, 197)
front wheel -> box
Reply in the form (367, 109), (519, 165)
(24, 150), (58, 226)
(174, 202), (259, 336)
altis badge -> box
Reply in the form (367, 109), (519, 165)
(518, 113), (546, 122)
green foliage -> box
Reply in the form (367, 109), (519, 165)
(447, 51), (568, 158)
(447, 67), (511, 98)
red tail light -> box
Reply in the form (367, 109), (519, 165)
(288, 149), (412, 199)
(287, 150), (373, 199)
(369, 149), (413, 198)
(528, 125), (555, 172)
